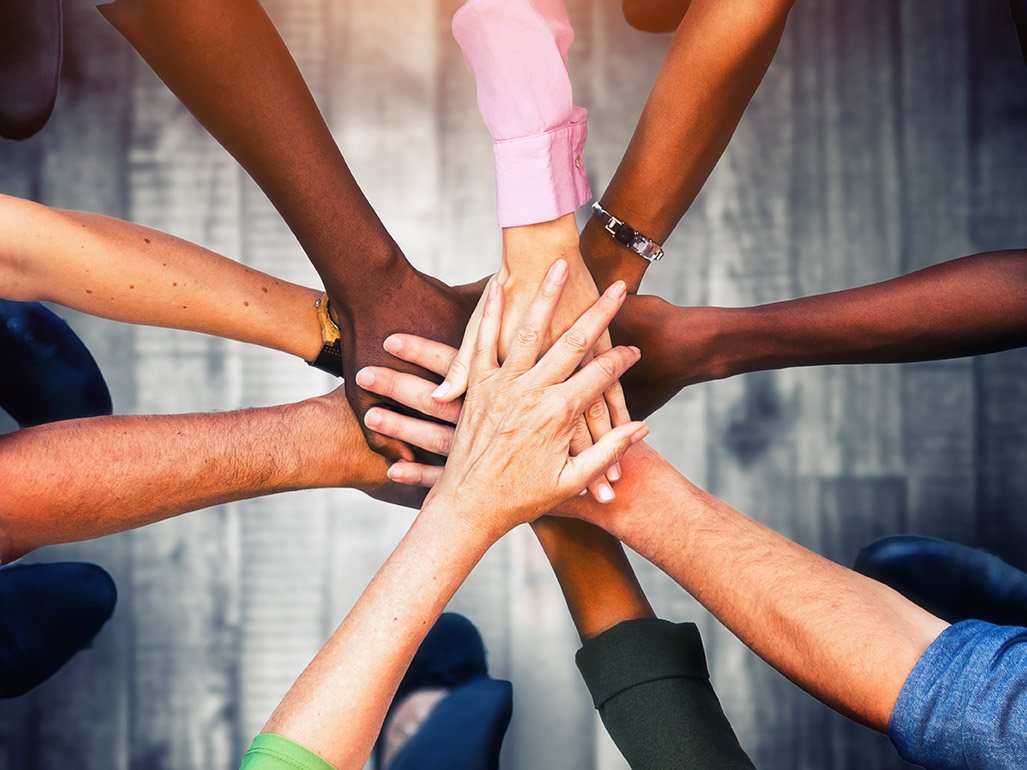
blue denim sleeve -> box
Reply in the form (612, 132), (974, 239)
(888, 619), (1027, 770)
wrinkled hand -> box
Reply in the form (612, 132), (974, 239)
(330, 259), (484, 463)
(422, 261), (648, 538)
(434, 251), (630, 501)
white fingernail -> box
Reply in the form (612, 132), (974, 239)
(608, 463), (621, 482)
(597, 484), (615, 503)
(432, 382), (451, 400)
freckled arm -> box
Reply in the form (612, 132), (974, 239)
(0, 194), (323, 361)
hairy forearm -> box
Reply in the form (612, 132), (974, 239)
(0, 393), (384, 562)
(582, 0), (793, 291)
(261, 503), (491, 769)
(573, 446), (948, 731)
(531, 517), (654, 642)
(0, 195), (323, 360)
(100, 0), (405, 304)
(707, 251), (1027, 379)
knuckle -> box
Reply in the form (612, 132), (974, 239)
(515, 325), (541, 347)
(586, 400), (608, 422)
(564, 328), (590, 352)
(592, 355), (618, 380)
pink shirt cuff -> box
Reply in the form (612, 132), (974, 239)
(493, 120), (591, 228)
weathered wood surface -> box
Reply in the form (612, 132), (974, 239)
(0, 1), (1025, 768)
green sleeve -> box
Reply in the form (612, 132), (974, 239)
(576, 619), (756, 770)
(239, 734), (339, 770)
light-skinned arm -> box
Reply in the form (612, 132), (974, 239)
(256, 263), (647, 769)
(0, 385), (434, 565)
(0, 193), (323, 362)
(356, 331), (657, 643)
(559, 443), (949, 731)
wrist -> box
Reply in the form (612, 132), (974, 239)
(325, 242), (411, 309)
(578, 216), (649, 293)
(418, 492), (500, 556)
(499, 213), (582, 281)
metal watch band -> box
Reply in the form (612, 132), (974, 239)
(590, 201), (664, 262)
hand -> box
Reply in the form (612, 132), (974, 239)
(611, 295), (728, 418)
(434, 224), (631, 501)
(421, 261), (648, 540)
(357, 295), (730, 469)
(330, 257), (484, 463)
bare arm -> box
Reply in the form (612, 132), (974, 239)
(0, 194), (323, 361)
(258, 264), (645, 769)
(666, 250), (1027, 386)
(561, 443), (949, 731)
(0, 387), (422, 564)
(582, 0), (795, 291)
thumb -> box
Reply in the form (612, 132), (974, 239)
(562, 422), (649, 500)
(432, 347), (471, 402)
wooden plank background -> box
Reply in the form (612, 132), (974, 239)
(0, 1), (1025, 768)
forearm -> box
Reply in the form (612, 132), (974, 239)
(0, 392), (386, 562)
(578, 446), (948, 730)
(261, 504), (492, 770)
(0, 195), (322, 361)
(100, 0), (405, 304)
(582, 0), (793, 291)
(703, 251), (1027, 379)
(531, 517), (654, 642)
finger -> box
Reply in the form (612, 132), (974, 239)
(502, 259), (568, 374)
(429, 279), (490, 401)
(559, 345), (641, 417)
(469, 280), (503, 382)
(355, 367), (461, 425)
(383, 334), (458, 378)
(386, 461), (444, 488)
(568, 414), (616, 503)
(563, 422), (650, 499)
(534, 280), (627, 385)
(365, 407), (455, 457)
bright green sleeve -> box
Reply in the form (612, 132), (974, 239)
(239, 734), (338, 770)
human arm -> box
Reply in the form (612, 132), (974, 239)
(560, 443), (950, 731)
(0, 194), (325, 362)
(441, 1), (629, 488)
(619, 250), (1027, 402)
(0, 385), (431, 564)
(99, 0), (481, 461)
(582, 0), (795, 292)
(255, 263), (646, 769)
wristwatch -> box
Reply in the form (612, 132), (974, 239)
(591, 201), (664, 262)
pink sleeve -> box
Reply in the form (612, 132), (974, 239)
(452, 0), (592, 228)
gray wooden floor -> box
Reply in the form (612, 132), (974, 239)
(1, 1), (1026, 768)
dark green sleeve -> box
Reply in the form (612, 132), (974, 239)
(575, 619), (756, 770)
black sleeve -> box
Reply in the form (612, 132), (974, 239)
(575, 618), (756, 770)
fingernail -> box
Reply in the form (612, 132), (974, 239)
(383, 335), (402, 354)
(355, 368), (374, 388)
(597, 483), (615, 503)
(608, 462), (621, 482)
(609, 280), (627, 298)
(549, 259), (567, 281)
(579, 489), (588, 496)
(629, 346), (641, 357)
(631, 424), (649, 444)
(364, 409), (382, 429)
(386, 464), (401, 481)
(431, 381), (451, 400)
